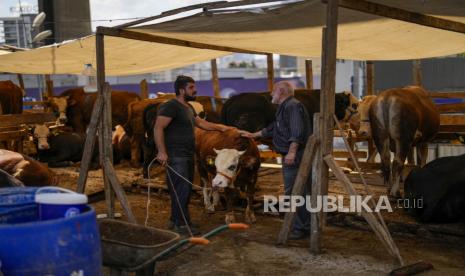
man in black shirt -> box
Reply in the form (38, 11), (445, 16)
(241, 81), (311, 240)
(155, 75), (232, 235)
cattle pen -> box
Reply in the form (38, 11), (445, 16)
(1, 0), (465, 275)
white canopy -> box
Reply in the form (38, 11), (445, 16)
(0, 0), (464, 76)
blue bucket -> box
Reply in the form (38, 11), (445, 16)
(0, 194), (102, 275)
(35, 187), (88, 220)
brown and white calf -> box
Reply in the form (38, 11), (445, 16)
(0, 149), (57, 186)
(195, 128), (260, 224)
(368, 86), (439, 197)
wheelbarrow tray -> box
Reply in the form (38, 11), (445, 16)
(98, 219), (180, 270)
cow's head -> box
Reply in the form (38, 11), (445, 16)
(50, 96), (70, 123)
(212, 148), (245, 188)
(189, 101), (206, 119)
(33, 124), (50, 150)
(357, 95), (377, 137)
(335, 91), (359, 122)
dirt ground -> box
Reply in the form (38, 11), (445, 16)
(52, 161), (465, 275)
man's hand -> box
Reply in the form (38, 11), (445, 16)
(156, 151), (168, 166)
(239, 130), (255, 139)
(284, 151), (296, 166)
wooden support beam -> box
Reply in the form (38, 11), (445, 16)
(366, 61), (374, 95)
(76, 94), (103, 193)
(211, 59), (220, 97)
(324, 154), (404, 265)
(335, 0), (465, 34)
(99, 27), (266, 55)
(305, 59), (313, 90)
(428, 92), (465, 98)
(436, 102), (465, 113)
(412, 60), (422, 87)
(140, 79), (149, 100)
(114, 0), (282, 28)
(310, 114), (322, 253)
(103, 160), (137, 223)
(0, 113), (56, 128)
(311, 0), (339, 254)
(267, 54), (274, 91)
(276, 135), (318, 245)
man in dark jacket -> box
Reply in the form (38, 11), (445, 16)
(241, 81), (311, 239)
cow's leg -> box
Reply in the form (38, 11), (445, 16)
(224, 187), (236, 224)
(47, 154), (73, 167)
(416, 143), (428, 167)
(142, 138), (156, 179)
(244, 176), (257, 224)
(376, 136), (391, 194)
(407, 147), (415, 165)
(198, 165), (215, 213)
(391, 139), (409, 197)
(130, 136), (141, 168)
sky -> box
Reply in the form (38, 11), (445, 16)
(0, 0), (219, 29)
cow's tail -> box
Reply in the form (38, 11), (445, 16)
(123, 101), (136, 137)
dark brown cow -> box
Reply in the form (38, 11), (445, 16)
(0, 80), (23, 114)
(0, 149), (58, 186)
(195, 128), (260, 224)
(124, 98), (166, 167)
(369, 86), (439, 197)
(50, 88), (140, 132)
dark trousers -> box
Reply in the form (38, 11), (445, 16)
(282, 151), (311, 233)
(166, 156), (194, 226)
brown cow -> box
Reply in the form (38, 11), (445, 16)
(50, 87), (140, 132)
(0, 80), (23, 114)
(124, 98), (166, 167)
(369, 86), (439, 197)
(0, 149), (58, 186)
(195, 128), (260, 224)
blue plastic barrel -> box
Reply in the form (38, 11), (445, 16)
(0, 188), (102, 276)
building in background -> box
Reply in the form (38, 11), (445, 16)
(0, 14), (36, 48)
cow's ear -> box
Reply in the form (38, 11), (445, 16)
(68, 98), (77, 106)
(213, 148), (220, 155)
(241, 156), (257, 168)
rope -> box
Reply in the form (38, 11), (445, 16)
(144, 156), (204, 237)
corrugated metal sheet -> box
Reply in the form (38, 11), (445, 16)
(374, 57), (465, 93)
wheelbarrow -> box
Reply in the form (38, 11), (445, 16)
(98, 219), (249, 275)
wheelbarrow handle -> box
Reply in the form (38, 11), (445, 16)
(131, 223), (249, 271)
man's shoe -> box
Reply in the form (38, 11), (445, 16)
(173, 224), (201, 236)
(288, 230), (310, 240)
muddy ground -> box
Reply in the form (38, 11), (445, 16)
(52, 161), (465, 275)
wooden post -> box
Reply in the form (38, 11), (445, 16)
(305, 59), (313, 90)
(310, 114), (322, 253)
(211, 59), (220, 97)
(44, 75), (53, 99)
(366, 61), (374, 95)
(276, 135), (318, 245)
(311, 0), (339, 253)
(412, 59), (422, 87)
(267, 54), (274, 91)
(140, 79), (149, 99)
(16, 74), (25, 95)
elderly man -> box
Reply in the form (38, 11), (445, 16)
(241, 81), (311, 239)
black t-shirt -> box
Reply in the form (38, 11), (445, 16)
(157, 99), (197, 157)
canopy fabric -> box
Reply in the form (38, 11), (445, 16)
(0, 35), (229, 75)
(130, 0), (465, 61)
(0, 0), (464, 75)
